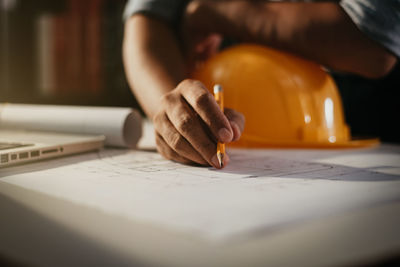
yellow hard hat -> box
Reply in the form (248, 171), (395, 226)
(192, 44), (378, 148)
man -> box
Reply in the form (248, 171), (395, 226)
(122, 0), (399, 168)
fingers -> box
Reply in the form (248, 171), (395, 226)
(179, 80), (233, 143)
(162, 91), (220, 167)
(225, 108), (245, 142)
(153, 79), (243, 169)
(153, 111), (208, 165)
(193, 34), (222, 63)
(155, 133), (193, 165)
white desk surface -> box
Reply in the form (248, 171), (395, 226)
(1, 124), (399, 267)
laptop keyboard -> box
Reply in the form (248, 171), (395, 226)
(0, 142), (34, 150)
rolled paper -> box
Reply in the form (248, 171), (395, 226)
(0, 103), (143, 148)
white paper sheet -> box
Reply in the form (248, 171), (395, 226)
(1, 145), (399, 242)
(0, 103), (143, 148)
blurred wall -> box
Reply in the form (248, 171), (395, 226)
(0, 0), (141, 111)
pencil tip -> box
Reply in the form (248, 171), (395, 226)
(217, 153), (223, 168)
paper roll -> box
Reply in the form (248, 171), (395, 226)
(0, 103), (143, 148)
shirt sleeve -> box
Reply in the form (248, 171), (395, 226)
(123, 0), (187, 24)
(340, 0), (400, 58)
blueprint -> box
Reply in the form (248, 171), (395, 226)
(1, 146), (400, 241)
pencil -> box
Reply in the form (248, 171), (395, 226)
(213, 84), (225, 168)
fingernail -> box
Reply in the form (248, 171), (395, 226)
(211, 154), (221, 168)
(218, 128), (232, 142)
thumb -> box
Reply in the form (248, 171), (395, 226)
(224, 108), (245, 142)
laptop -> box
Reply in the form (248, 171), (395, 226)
(0, 130), (104, 168)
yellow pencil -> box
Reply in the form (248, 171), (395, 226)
(213, 84), (225, 168)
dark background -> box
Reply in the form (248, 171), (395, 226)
(333, 64), (400, 144)
(0, 0), (141, 110)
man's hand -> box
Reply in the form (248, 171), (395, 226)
(153, 79), (245, 168)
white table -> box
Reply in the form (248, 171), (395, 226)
(1, 134), (399, 267)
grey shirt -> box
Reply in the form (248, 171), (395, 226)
(123, 0), (400, 58)
(123, 0), (187, 25)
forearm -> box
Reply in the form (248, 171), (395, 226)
(123, 15), (186, 118)
(189, 1), (396, 78)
